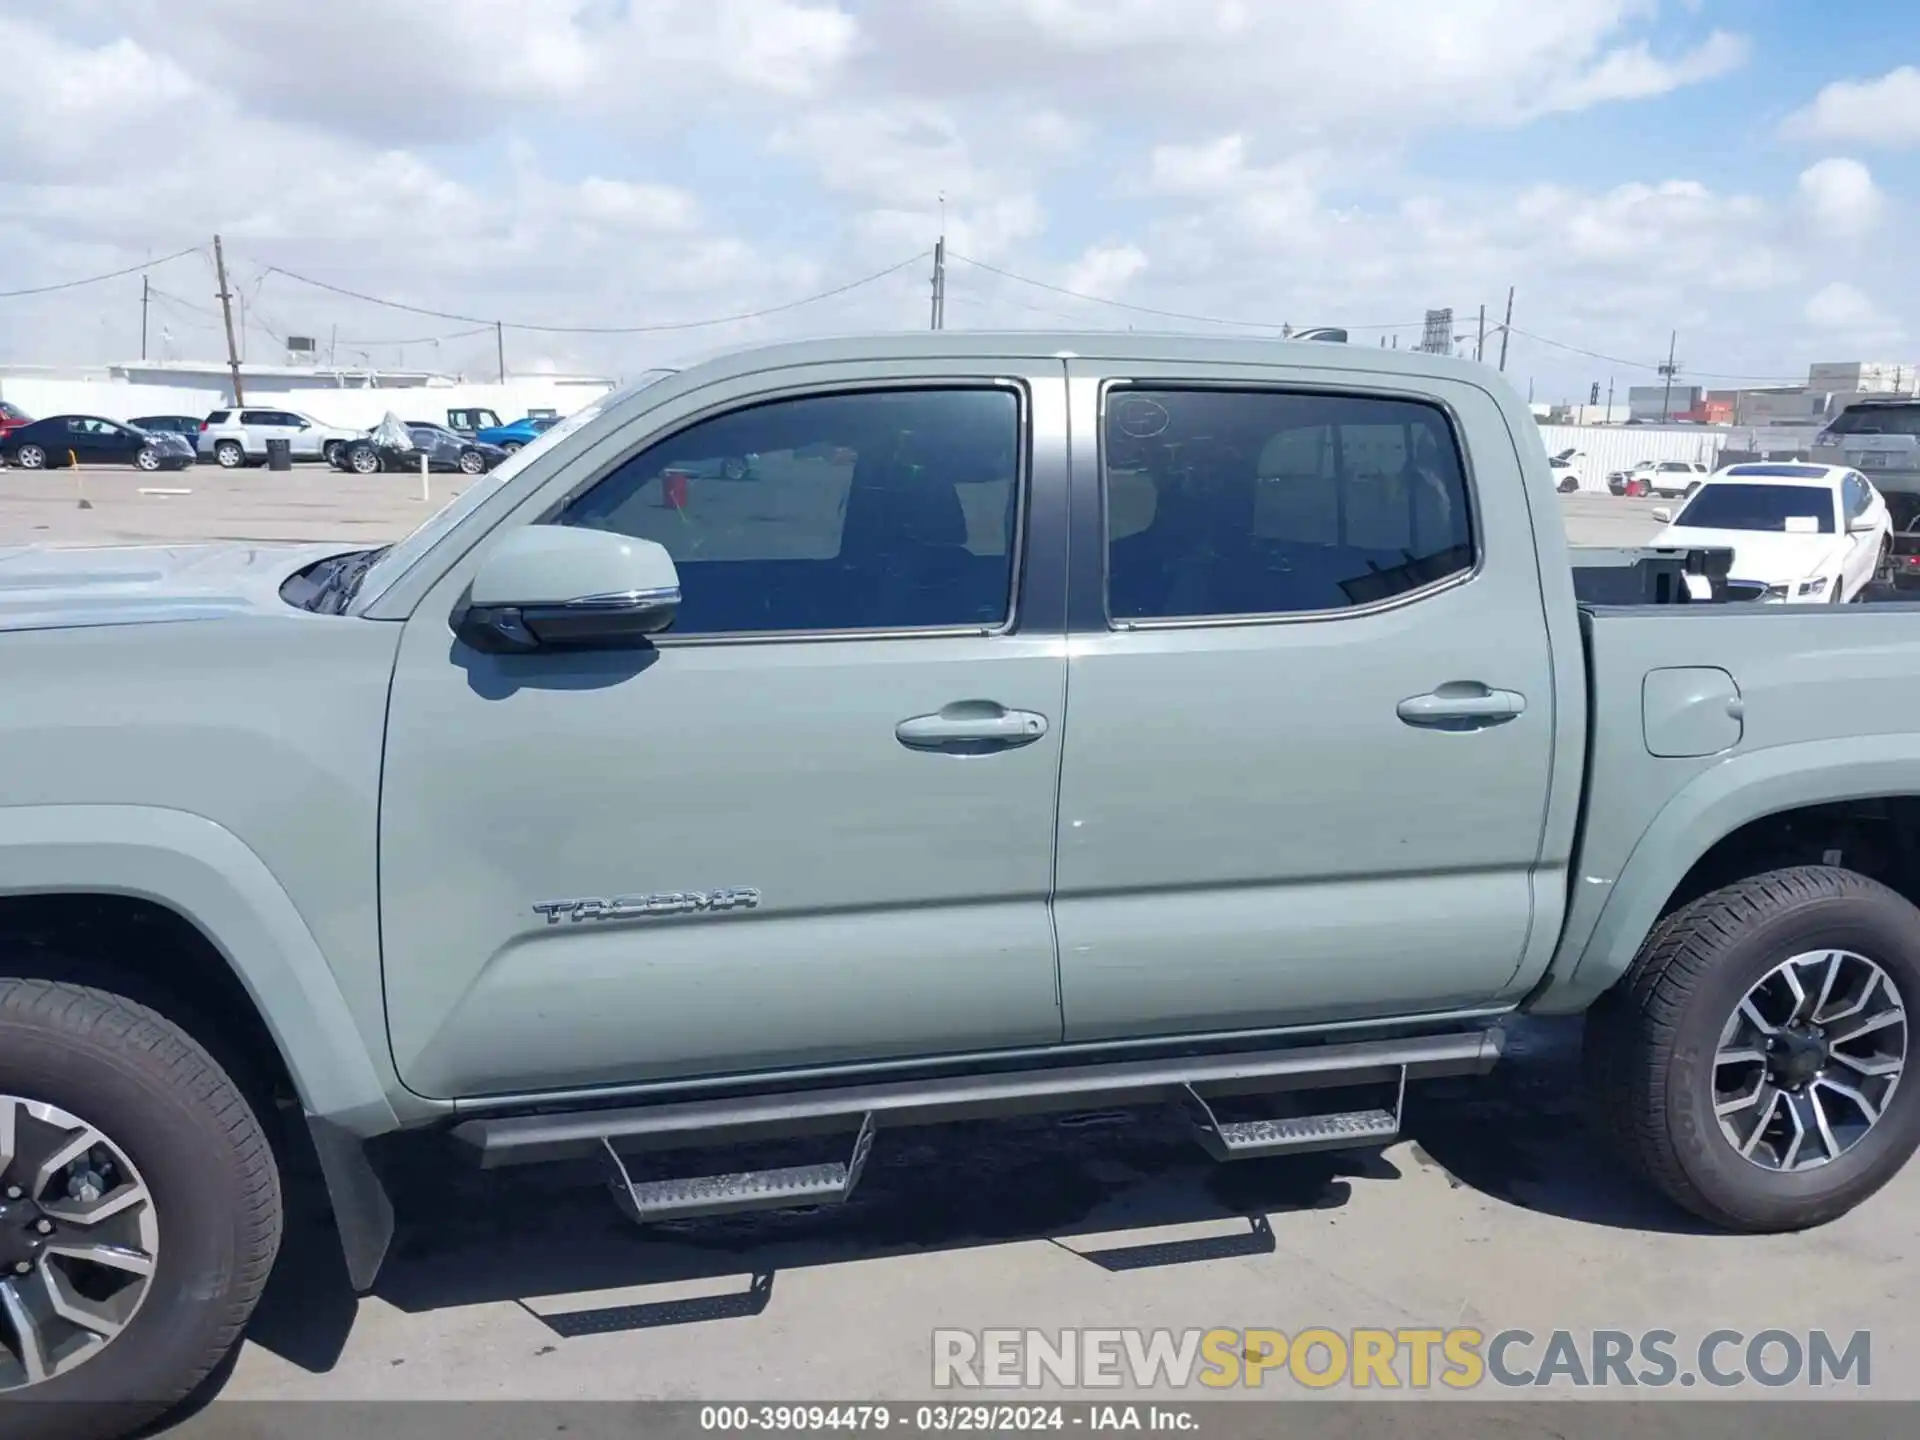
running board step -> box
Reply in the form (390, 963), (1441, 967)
(1180, 1073), (1405, 1161)
(601, 1115), (876, 1224)
(453, 1027), (1502, 1169)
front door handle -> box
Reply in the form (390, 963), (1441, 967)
(896, 701), (1049, 753)
(1397, 683), (1526, 731)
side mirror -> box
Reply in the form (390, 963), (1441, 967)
(1850, 512), (1877, 533)
(456, 526), (680, 654)
(1651, 507), (1672, 523)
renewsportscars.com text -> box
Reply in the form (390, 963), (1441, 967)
(932, 1327), (1871, 1391)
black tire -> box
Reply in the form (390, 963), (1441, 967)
(348, 446), (383, 476)
(15, 445), (46, 470)
(0, 978), (281, 1434)
(722, 456), (747, 481)
(213, 442), (245, 470)
(1585, 866), (1920, 1232)
(323, 441), (344, 467)
(134, 449), (161, 473)
(457, 449), (486, 475)
(501, 441), (523, 455)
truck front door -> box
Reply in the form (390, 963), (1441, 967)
(379, 367), (1071, 1100)
(1052, 363), (1559, 1039)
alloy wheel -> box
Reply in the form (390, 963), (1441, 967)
(16, 447), (44, 470)
(0, 1095), (160, 1391)
(1714, 949), (1907, 1172)
(458, 451), (485, 475)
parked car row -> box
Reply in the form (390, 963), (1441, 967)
(0, 414), (196, 471)
(0, 403), (564, 471)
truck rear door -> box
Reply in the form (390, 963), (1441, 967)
(1053, 360), (1560, 1038)
(378, 363), (1072, 1100)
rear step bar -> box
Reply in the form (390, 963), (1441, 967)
(453, 1028), (1501, 1169)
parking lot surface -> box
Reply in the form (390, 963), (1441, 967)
(6, 471), (1911, 1423)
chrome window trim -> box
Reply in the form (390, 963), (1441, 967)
(1093, 376), (1486, 632)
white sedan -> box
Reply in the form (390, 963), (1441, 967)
(1650, 462), (1891, 603)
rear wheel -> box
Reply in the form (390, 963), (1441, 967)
(213, 442), (245, 470)
(0, 979), (280, 1435)
(323, 441), (344, 467)
(1586, 866), (1920, 1231)
(15, 445), (46, 470)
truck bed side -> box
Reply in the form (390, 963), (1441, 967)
(1525, 601), (1920, 1012)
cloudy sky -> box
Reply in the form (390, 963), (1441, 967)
(1, 1), (1915, 401)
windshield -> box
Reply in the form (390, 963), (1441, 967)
(1674, 483), (1835, 534)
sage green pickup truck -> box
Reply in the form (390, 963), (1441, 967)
(6, 333), (1920, 1430)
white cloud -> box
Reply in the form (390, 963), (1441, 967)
(1062, 244), (1148, 299)
(1784, 66), (1920, 149)
(863, 1), (1749, 135)
(1540, 30), (1749, 113)
(0, 2), (1903, 399)
(1805, 282), (1877, 329)
(1797, 159), (1884, 240)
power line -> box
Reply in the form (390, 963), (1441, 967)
(256, 252), (930, 334)
(0, 245), (207, 300)
(946, 251), (1420, 333)
(1503, 324), (1802, 383)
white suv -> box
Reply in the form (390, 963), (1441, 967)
(197, 407), (360, 468)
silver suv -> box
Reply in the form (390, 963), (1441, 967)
(197, 407), (360, 468)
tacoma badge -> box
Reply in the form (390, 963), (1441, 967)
(532, 888), (762, 925)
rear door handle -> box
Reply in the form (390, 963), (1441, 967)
(1397, 683), (1526, 731)
(896, 702), (1049, 753)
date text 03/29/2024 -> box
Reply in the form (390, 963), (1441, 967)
(698, 1406), (1194, 1432)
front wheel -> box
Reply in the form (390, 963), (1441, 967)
(1585, 866), (1920, 1231)
(134, 448), (161, 473)
(348, 446), (383, 475)
(0, 979), (281, 1430)
(457, 450), (486, 475)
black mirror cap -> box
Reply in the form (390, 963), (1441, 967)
(456, 592), (679, 654)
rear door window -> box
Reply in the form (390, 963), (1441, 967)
(1102, 387), (1476, 620)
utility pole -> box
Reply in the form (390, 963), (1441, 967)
(1476, 304), (1486, 363)
(1606, 377), (1614, 422)
(1659, 329), (1680, 423)
(329, 324), (337, 368)
(140, 275), (150, 362)
(1497, 286), (1514, 372)
(929, 195), (947, 331)
(213, 234), (245, 404)
(929, 238), (946, 330)
(496, 321), (506, 383)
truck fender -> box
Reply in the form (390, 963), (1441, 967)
(1545, 736), (1920, 1013)
(0, 804), (397, 1288)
